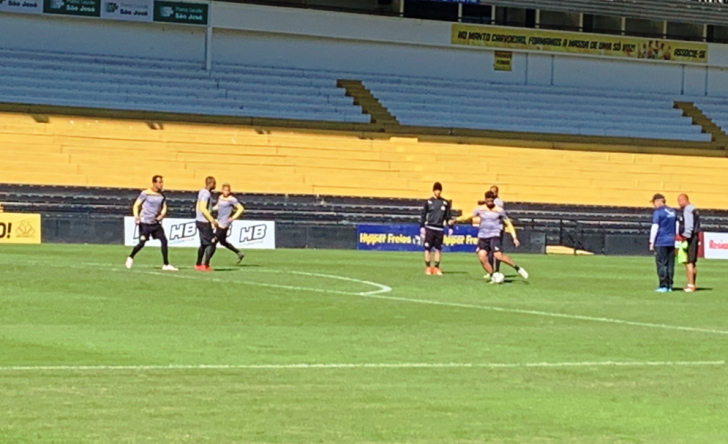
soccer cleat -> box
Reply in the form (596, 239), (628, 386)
(194, 265), (207, 272)
(483, 274), (492, 281)
(518, 268), (529, 280)
(204, 265), (213, 272)
(236, 252), (245, 264)
(433, 268), (443, 276)
(425, 267), (432, 275)
(684, 285), (696, 293)
(125, 257), (133, 269)
(162, 264), (178, 271)
(654, 287), (670, 293)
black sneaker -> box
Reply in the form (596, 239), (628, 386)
(236, 252), (245, 264)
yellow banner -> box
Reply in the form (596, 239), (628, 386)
(452, 24), (708, 64)
(0, 213), (41, 244)
(494, 51), (513, 71)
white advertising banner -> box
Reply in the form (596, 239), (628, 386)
(100, 0), (153, 21)
(702, 232), (728, 260)
(124, 217), (276, 249)
(0, 0), (43, 14)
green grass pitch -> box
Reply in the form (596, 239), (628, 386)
(1, 244), (727, 443)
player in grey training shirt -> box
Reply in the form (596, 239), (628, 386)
(195, 176), (217, 271)
(212, 183), (246, 264)
(125, 175), (177, 271)
(451, 191), (528, 283)
(490, 185), (504, 272)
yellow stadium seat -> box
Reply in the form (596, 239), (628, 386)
(1, 111), (728, 208)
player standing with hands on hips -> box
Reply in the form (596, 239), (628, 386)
(649, 193), (677, 292)
(212, 183), (246, 264)
(420, 182), (452, 275)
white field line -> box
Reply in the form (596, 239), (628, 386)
(0, 360), (724, 372)
(3, 259), (728, 337)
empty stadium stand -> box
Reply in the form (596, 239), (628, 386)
(0, 48), (723, 143)
(0, 48), (369, 124)
(362, 78), (711, 142)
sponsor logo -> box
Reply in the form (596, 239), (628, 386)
(105, 1), (117, 12)
(168, 222), (197, 241)
(15, 220), (35, 238)
(239, 224), (267, 243)
(159, 5), (172, 16)
(708, 240), (728, 250)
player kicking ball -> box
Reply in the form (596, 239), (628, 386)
(212, 183), (246, 264)
(450, 191), (528, 284)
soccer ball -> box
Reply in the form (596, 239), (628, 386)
(491, 272), (505, 284)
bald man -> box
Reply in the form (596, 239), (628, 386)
(677, 194), (701, 292)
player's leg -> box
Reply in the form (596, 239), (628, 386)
(494, 232), (504, 272)
(202, 224), (217, 268)
(489, 237), (528, 279)
(216, 227), (244, 263)
(666, 246), (675, 290)
(195, 222), (206, 268)
(127, 224), (149, 268)
(685, 237), (698, 292)
(433, 249), (442, 275)
(157, 230), (177, 271)
(423, 229), (434, 274)
(655, 247), (669, 291)
(477, 248), (494, 276)
(432, 230), (444, 275)
(493, 251), (528, 279)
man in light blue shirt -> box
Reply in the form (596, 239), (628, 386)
(649, 193), (677, 292)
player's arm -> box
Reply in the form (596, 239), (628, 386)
(504, 217), (520, 247)
(230, 203), (245, 222)
(649, 211), (660, 251)
(157, 201), (168, 221)
(197, 199), (217, 225)
(682, 207), (694, 239)
(132, 198), (143, 224)
(452, 212), (474, 225)
(419, 201), (429, 234)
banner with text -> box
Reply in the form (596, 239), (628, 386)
(124, 217), (275, 249)
(43, 0), (100, 17)
(0, 213), (42, 244)
(153, 0), (207, 25)
(357, 224), (479, 252)
(452, 24), (708, 64)
(0, 0), (43, 14)
(702, 232), (728, 259)
(100, 0), (152, 21)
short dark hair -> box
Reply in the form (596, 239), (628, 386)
(152, 175), (163, 183)
(485, 191), (496, 199)
(433, 182), (442, 192)
(205, 176), (216, 186)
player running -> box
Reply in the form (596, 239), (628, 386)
(195, 176), (217, 271)
(420, 182), (452, 275)
(450, 191), (528, 282)
(125, 175), (178, 271)
(212, 183), (246, 264)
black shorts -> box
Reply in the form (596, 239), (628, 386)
(214, 226), (231, 243)
(424, 228), (444, 251)
(196, 221), (215, 246)
(686, 236), (699, 264)
(476, 237), (501, 253)
(139, 223), (165, 242)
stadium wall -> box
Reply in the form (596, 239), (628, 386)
(3, 3), (728, 95)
